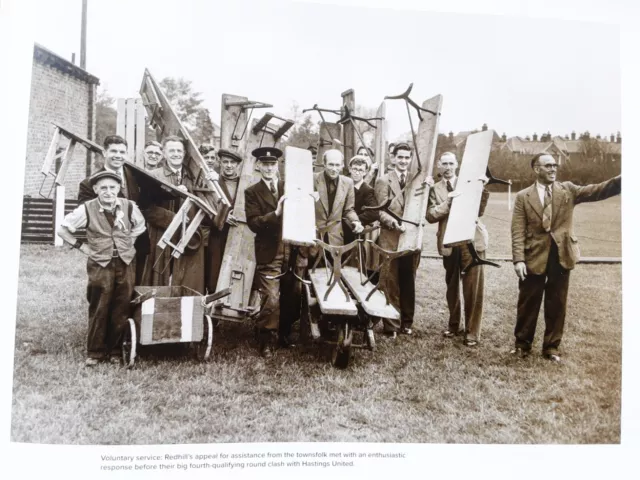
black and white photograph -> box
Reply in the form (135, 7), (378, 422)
(2, 0), (638, 476)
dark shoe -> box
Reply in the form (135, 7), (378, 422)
(383, 331), (397, 340)
(400, 327), (413, 335)
(260, 344), (273, 358)
(109, 355), (121, 365)
(463, 339), (478, 347)
(544, 353), (561, 363)
(510, 347), (530, 358)
(278, 336), (296, 349)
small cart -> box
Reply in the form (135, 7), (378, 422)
(122, 286), (230, 368)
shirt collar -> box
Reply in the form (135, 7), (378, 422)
(353, 179), (364, 189)
(394, 168), (408, 179)
(324, 171), (339, 186)
(97, 198), (120, 213)
(446, 175), (457, 187)
(536, 181), (552, 192)
(104, 166), (123, 176)
(167, 165), (182, 175)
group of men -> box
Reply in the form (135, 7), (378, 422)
(58, 132), (621, 365)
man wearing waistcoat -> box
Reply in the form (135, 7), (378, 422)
(59, 171), (146, 366)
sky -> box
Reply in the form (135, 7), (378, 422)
(22, 0), (621, 141)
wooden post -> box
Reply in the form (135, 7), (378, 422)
(54, 185), (66, 246)
(508, 181), (512, 211)
(341, 89), (355, 174)
(125, 99), (136, 159)
(80, 0), (87, 69)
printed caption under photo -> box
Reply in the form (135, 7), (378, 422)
(100, 450), (407, 471)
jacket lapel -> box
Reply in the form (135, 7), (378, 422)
(257, 179), (277, 210)
(436, 180), (449, 203)
(526, 183), (544, 220)
(331, 177), (348, 217)
(551, 182), (565, 228)
(389, 171), (404, 210)
(315, 173), (330, 216)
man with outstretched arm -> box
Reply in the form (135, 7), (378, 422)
(510, 153), (621, 362)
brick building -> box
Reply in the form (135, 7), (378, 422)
(23, 44), (100, 199)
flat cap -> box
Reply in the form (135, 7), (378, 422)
(217, 148), (243, 163)
(89, 170), (122, 186)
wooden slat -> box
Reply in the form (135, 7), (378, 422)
(116, 98), (126, 137)
(55, 140), (76, 186)
(41, 126), (61, 175)
(125, 99), (136, 162)
(341, 266), (399, 319)
(316, 123), (341, 171)
(397, 94), (443, 252)
(135, 98), (145, 166)
(374, 102), (386, 183)
(309, 269), (358, 316)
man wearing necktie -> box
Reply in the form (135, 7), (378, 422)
(245, 147), (295, 358)
(313, 149), (363, 250)
(511, 153), (621, 362)
(142, 136), (216, 292)
(374, 143), (421, 338)
(77, 135), (148, 284)
(427, 152), (490, 347)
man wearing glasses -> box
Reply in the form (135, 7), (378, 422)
(511, 153), (621, 362)
(143, 141), (164, 170)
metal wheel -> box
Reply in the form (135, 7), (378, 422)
(121, 318), (136, 369)
(196, 315), (214, 361)
(331, 322), (352, 369)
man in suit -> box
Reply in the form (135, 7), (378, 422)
(374, 143), (422, 338)
(313, 149), (363, 248)
(207, 148), (242, 293)
(77, 135), (149, 285)
(426, 152), (490, 347)
(511, 153), (621, 362)
(244, 147), (294, 358)
(142, 135), (217, 293)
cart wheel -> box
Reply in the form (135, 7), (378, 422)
(121, 318), (136, 369)
(331, 322), (352, 369)
(196, 315), (214, 362)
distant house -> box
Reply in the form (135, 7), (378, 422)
(502, 136), (568, 164)
(552, 135), (621, 164)
(24, 44), (100, 199)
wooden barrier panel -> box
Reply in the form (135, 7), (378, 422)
(282, 146), (316, 247)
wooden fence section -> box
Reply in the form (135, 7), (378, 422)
(21, 196), (86, 244)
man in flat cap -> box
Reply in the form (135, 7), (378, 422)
(244, 146), (296, 357)
(58, 170), (146, 366)
(207, 148), (243, 293)
(142, 135), (217, 292)
(77, 135), (149, 285)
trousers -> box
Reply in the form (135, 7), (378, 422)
(86, 257), (135, 359)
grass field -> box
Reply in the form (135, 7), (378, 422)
(10, 194), (621, 445)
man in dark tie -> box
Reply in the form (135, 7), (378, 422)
(142, 136), (217, 292)
(244, 147), (294, 357)
(511, 153), (621, 362)
(427, 152), (490, 347)
(374, 143), (420, 338)
(313, 149), (363, 249)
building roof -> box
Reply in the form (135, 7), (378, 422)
(33, 43), (100, 85)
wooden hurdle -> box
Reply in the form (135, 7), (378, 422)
(116, 98), (146, 166)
